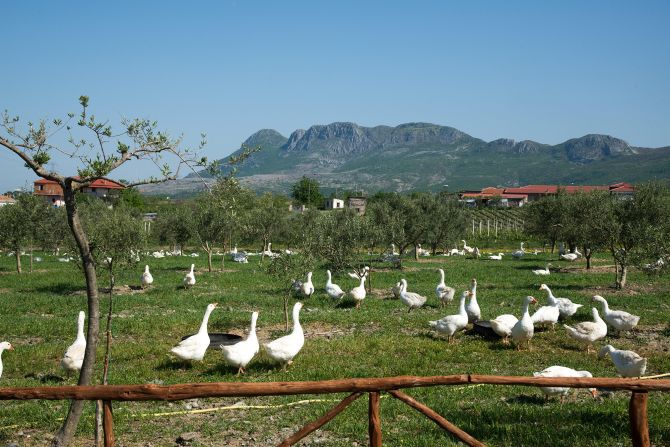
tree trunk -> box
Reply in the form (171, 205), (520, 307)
(584, 246), (592, 270)
(96, 267), (115, 447)
(30, 243), (34, 273)
(618, 265), (628, 289)
(414, 244), (419, 261)
(14, 248), (21, 274)
(52, 185), (100, 447)
(203, 242), (212, 273)
(221, 238), (226, 270)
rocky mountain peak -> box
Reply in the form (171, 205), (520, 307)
(562, 134), (633, 162)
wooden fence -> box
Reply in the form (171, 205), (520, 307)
(1, 374), (668, 447)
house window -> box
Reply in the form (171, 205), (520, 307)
(38, 185), (44, 191)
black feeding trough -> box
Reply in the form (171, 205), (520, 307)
(472, 320), (497, 339)
(181, 333), (243, 350)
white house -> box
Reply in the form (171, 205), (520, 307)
(324, 198), (345, 210)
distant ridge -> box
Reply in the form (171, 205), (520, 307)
(140, 122), (669, 196)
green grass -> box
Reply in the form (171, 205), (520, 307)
(0, 248), (669, 446)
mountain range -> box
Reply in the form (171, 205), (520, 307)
(140, 122), (670, 196)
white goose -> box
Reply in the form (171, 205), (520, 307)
(399, 279), (427, 312)
(262, 242), (274, 257)
(598, 345), (647, 378)
(511, 296), (538, 350)
(531, 296), (560, 330)
(300, 272), (315, 298)
(511, 242), (526, 259)
(539, 284), (582, 319)
(391, 281), (402, 299)
(465, 278), (481, 323)
(141, 265), (153, 288)
(488, 253), (504, 261)
(533, 366), (597, 401)
(560, 252), (580, 262)
(264, 302), (304, 370)
(563, 308), (607, 353)
(61, 311), (86, 374)
(220, 311), (259, 375)
(171, 303), (218, 361)
(461, 240), (475, 254)
(490, 314), (518, 345)
(325, 270), (346, 299)
(183, 264), (196, 288)
(532, 264), (551, 276)
(0, 341), (14, 380)
(591, 295), (640, 333)
(429, 291), (470, 343)
(349, 275), (367, 309)
(435, 269), (455, 307)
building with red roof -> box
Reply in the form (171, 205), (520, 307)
(34, 178), (125, 207)
(460, 182), (635, 207)
(0, 194), (16, 207)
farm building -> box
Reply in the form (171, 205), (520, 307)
(460, 182), (635, 206)
(34, 178), (125, 207)
(324, 198), (345, 209)
(0, 194), (16, 207)
(347, 196), (367, 215)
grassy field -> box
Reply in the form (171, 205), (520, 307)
(0, 247), (669, 446)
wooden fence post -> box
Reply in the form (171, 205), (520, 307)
(629, 392), (650, 447)
(368, 392), (382, 447)
(103, 400), (115, 447)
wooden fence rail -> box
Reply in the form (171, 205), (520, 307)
(0, 374), (667, 447)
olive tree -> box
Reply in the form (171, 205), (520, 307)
(0, 97), (208, 447)
(73, 202), (145, 444)
(524, 191), (570, 252)
(0, 194), (48, 273)
(424, 193), (467, 256)
(245, 193), (290, 263)
(562, 191), (614, 269)
(608, 182), (670, 288)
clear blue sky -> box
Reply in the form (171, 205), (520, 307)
(2, 0), (669, 191)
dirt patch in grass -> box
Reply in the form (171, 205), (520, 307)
(558, 265), (615, 274)
(580, 282), (666, 297)
(13, 336), (44, 346)
(370, 266), (419, 273)
(632, 324), (670, 355)
(413, 258), (446, 263)
(70, 285), (149, 296)
(369, 287), (395, 299)
(255, 321), (382, 341)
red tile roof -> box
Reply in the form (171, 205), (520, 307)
(34, 177), (125, 189)
(0, 195), (16, 203)
(466, 183), (636, 197)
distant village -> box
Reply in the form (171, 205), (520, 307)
(0, 179), (636, 215)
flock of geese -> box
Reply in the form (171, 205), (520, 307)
(0, 244), (652, 401)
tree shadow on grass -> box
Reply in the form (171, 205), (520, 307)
(335, 300), (357, 309)
(156, 358), (196, 371)
(33, 282), (82, 295)
(24, 372), (66, 384)
(204, 357), (278, 376)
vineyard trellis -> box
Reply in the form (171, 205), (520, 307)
(467, 208), (526, 238)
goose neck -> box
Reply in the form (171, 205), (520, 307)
(599, 299), (610, 313)
(76, 313), (86, 342)
(198, 307), (214, 334)
(291, 307), (302, 334)
(458, 294), (467, 315)
(249, 314), (258, 337)
(439, 269), (445, 282)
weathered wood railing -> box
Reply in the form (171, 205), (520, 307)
(1, 374), (668, 447)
